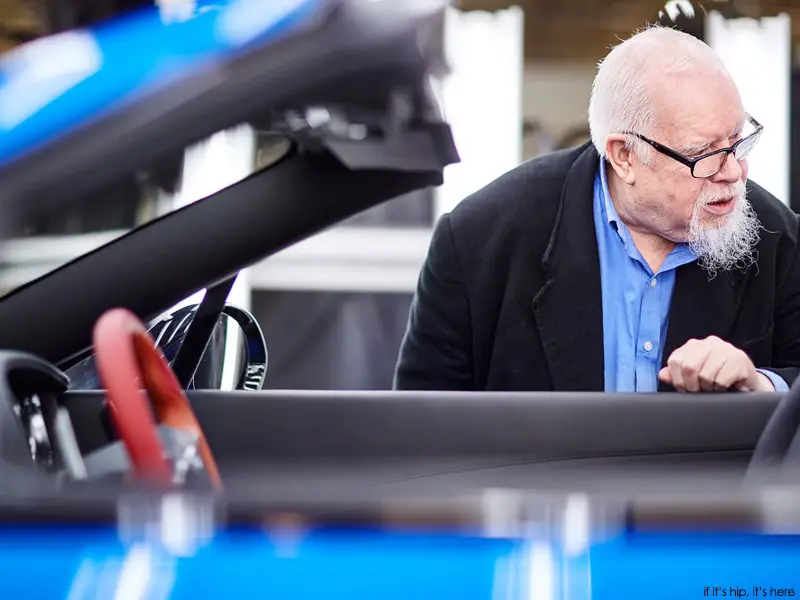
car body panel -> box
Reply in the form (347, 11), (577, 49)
(0, 0), (324, 167)
(60, 389), (778, 473)
(0, 522), (797, 600)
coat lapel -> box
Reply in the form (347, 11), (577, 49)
(658, 262), (751, 390)
(532, 144), (605, 391)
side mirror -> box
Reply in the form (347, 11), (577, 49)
(65, 303), (268, 392)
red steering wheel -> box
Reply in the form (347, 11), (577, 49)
(92, 308), (222, 490)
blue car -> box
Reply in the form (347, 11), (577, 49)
(0, 2), (799, 599)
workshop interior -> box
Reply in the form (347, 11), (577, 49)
(1, 0), (800, 598)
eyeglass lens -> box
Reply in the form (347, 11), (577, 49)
(693, 130), (761, 177)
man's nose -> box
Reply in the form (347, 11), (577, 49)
(712, 152), (744, 184)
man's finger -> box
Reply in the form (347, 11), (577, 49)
(714, 360), (748, 391)
(698, 352), (727, 392)
(667, 352), (687, 391)
(679, 344), (714, 392)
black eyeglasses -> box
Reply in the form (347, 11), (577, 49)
(623, 115), (763, 178)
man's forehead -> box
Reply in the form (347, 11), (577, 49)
(671, 112), (747, 150)
(653, 80), (745, 148)
(652, 68), (742, 121)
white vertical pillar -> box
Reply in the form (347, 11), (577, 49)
(176, 123), (257, 311)
(434, 6), (525, 219)
(706, 12), (791, 205)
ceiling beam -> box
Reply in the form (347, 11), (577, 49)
(457, 0), (800, 62)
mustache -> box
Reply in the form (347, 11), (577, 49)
(699, 181), (746, 204)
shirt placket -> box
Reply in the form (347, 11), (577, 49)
(635, 272), (660, 391)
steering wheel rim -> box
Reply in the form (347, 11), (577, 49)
(93, 308), (222, 489)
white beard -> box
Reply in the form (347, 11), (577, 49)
(686, 180), (760, 277)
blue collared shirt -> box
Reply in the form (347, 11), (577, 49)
(593, 158), (787, 392)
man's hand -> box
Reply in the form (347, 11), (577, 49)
(658, 336), (775, 392)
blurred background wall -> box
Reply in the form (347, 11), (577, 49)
(0, 0), (798, 389)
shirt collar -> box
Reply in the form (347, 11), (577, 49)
(598, 157), (626, 238)
(596, 157), (697, 262)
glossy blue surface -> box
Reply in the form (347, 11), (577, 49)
(0, 525), (799, 599)
(592, 533), (800, 599)
(0, 0), (323, 167)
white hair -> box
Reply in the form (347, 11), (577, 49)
(588, 25), (729, 165)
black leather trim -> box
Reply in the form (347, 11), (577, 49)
(60, 390), (780, 466)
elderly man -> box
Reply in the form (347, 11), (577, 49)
(394, 25), (800, 393)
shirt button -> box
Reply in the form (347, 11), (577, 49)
(643, 341), (653, 352)
(650, 278), (657, 288)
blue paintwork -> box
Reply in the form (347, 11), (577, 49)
(0, 525), (798, 599)
(591, 533), (800, 599)
(0, 0), (323, 167)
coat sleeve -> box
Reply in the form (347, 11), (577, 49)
(393, 214), (475, 390)
(764, 213), (800, 388)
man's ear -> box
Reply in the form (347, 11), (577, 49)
(605, 134), (636, 185)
